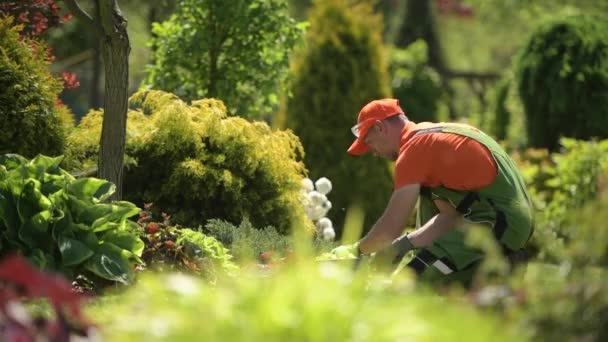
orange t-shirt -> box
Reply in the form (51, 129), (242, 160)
(394, 121), (498, 191)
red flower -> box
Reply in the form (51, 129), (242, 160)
(258, 252), (274, 264)
(61, 72), (80, 89)
(146, 223), (160, 235)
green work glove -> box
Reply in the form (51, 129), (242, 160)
(329, 242), (361, 259)
(372, 235), (415, 269)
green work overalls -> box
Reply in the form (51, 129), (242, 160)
(404, 125), (534, 285)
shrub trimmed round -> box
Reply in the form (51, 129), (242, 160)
(67, 90), (312, 234)
(515, 15), (608, 150)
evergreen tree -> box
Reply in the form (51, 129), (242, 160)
(277, 0), (393, 235)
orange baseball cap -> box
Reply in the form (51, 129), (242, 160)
(347, 98), (404, 155)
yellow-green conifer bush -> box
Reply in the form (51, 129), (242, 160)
(0, 17), (72, 157)
(66, 90), (312, 234)
(276, 0), (394, 233)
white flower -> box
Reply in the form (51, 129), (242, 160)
(308, 191), (327, 206)
(322, 227), (336, 240)
(315, 177), (332, 195)
(306, 204), (326, 221)
(316, 217), (333, 231)
(321, 200), (332, 211)
(301, 178), (314, 192)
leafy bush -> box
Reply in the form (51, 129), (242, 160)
(390, 40), (444, 123)
(205, 218), (292, 261)
(138, 206), (238, 281)
(489, 75), (512, 141)
(0, 154), (143, 284)
(275, 0), (394, 233)
(66, 90), (312, 234)
(0, 17), (72, 157)
(144, 0), (304, 119)
(512, 138), (608, 261)
(515, 15), (608, 150)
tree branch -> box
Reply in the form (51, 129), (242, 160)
(63, 0), (103, 36)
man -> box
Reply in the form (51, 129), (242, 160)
(331, 99), (534, 285)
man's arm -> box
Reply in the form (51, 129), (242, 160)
(407, 199), (463, 248)
(358, 183), (420, 254)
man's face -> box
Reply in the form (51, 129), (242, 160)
(363, 123), (398, 160)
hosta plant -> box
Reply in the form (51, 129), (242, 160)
(0, 154), (143, 285)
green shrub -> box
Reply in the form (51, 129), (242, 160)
(144, 0), (304, 119)
(515, 15), (608, 150)
(512, 138), (608, 261)
(0, 17), (71, 157)
(275, 0), (393, 233)
(489, 76), (512, 141)
(66, 90), (313, 234)
(0, 154), (143, 284)
(205, 218), (292, 261)
(390, 40), (443, 123)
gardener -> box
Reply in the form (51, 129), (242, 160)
(331, 98), (534, 286)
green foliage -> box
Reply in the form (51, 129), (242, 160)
(0, 17), (71, 157)
(138, 205), (238, 280)
(205, 218), (292, 261)
(470, 192), (608, 341)
(515, 15), (608, 149)
(67, 90), (312, 234)
(276, 0), (393, 233)
(0, 154), (143, 284)
(513, 138), (608, 261)
(390, 40), (443, 122)
(489, 75), (511, 140)
(89, 264), (520, 341)
(539, 139), (608, 253)
(144, 0), (304, 119)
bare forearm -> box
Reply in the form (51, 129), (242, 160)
(407, 212), (461, 248)
(358, 216), (402, 254)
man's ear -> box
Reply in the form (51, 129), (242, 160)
(374, 119), (388, 134)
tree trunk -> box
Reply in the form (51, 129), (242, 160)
(98, 2), (130, 200)
(63, 1), (131, 200)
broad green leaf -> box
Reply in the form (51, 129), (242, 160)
(0, 154), (28, 170)
(84, 242), (134, 284)
(19, 210), (52, 250)
(51, 209), (73, 241)
(66, 194), (92, 221)
(0, 189), (19, 232)
(27, 249), (48, 269)
(66, 178), (115, 204)
(79, 201), (140, 229)
(30, 154), (63, 175)
(74, 230), (99, 249)
(17, 180), (51, 221)
(59, 169), (75, 182)
(41, 174), (66, 196)
(59, 237), (94, 266)
(101, 230), (145, 256)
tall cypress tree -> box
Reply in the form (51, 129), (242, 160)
(277, 0), (393, 235)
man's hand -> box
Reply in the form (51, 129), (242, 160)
(372, 235), (415, 269)
(329, 242), (361, 259)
